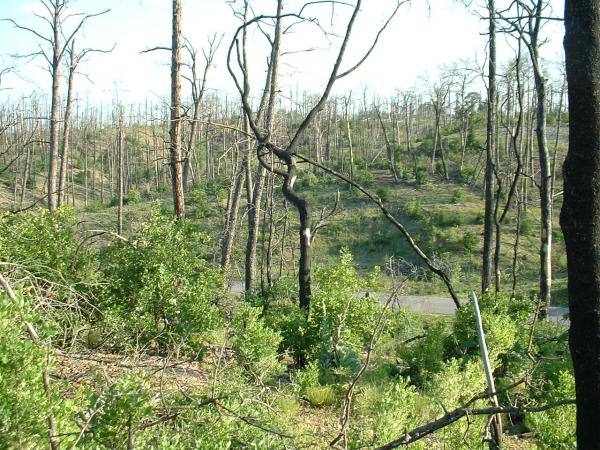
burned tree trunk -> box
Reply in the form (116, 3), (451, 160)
(561, 1), (600, 447)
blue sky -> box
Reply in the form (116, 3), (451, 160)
(0, 0), (565, 105)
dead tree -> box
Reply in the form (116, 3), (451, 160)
(561, 0), (600, 446)
(6, 0), (108, 211)
(496, 0), (555, 316)
(229, 0), (403, 311)
(182, 34), (222, 190)
(170, 0), (185, 218)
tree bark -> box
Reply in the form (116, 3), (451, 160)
(561, 2), (600, 447)
(58, 43), (76, 208)
(48, 5), (61, 211)
(482, 0), (497, 293)
(170, 0), (185, 219)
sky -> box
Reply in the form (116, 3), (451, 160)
(0, 0), (566, 106)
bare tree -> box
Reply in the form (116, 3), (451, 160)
(6, 0), (109, 211)
(229, 0), (403, 311)
(170, 0), (185, 218)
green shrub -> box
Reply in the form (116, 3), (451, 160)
(414, 165), (428, 185)
(405, 199), (425, 220)
(295, 361), (320, 392)
(187, 187), (216, 218)
(451, 188), (464, 203)
(462, 230), (479, 253)
(0, 290), (52, 449)
(434, 209), (464, 227)
(305, 385), (336, 407)
(453, 292), (533, 365)
(398, 319), (449, 384)
(354, 169), (375, 187)
(79, 371), (155, 449)
(295, 172), (318, 190)
(98, 212), (223, 352)
(375, 187), (392, 203)
(231, 304), (283, 382)
(519, 213), (535, 235)
(526, 370), (576, 449)
(309, 250), (382, 373)
(127, 187), (141, 204)
(474, 210), (485, 224)
(357, 378), (420, 446)
(0, 208), (95, 285)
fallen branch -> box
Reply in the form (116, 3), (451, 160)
(376, 398), (575, 449)
(293, 152), (461, 309)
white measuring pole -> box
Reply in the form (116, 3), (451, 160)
(470, 291), (502, 447)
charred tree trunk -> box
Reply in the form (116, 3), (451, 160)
(482, 0), (497, 294)
(561, 2), (600, 447)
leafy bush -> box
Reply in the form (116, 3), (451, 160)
(434, 209), (465, 227)
(451, 188), (464, 203)
(355, 378), (421, 446)
(127, 187), (141, 204)
(309, 250), (382, 373)
(453, 292), (533, 365)
(186, 187), (216, 218)
(0, 208), (95, 285)
(463, 230), (479, 253)
(305, 385), (336, 407)
(79, 371), (155, 448)
(519, 213), (535, 235)
(405, 199), (426, 220)
(231, 304), (283, 382)
(354, 169), (375, 187)
(375, 187), (392, 203)
(526, 370), (576, 449)
(0, 290), (52, 449)
(99, 212), (223, 352)
(414, 165), (428, 185)
(398, 319), (449, 384)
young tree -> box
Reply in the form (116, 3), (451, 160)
(561, 1), (600, 447)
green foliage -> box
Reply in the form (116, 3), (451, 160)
(405, 199), (426, 220)
(186, 186), (216, 218)
(79, 371), (154, 449)
(414, 165), (428, 185)
(231, 304), (283, 382)
(99, 212), (223, 352)
(453, 292), (533, 364)
(519, 213), (535, 235)
(451, 188), (464, 203)
(309, 250), (382, 374)
(398, 319), (449, 385)
(434, 209), (465, 227)
(527, 370), (576, 449)
(127, 188), (141, 204)
(353, 378), (421, 446)
(474, 210), (485, 224)
(462, 230), (479, 253)
(425, 358), (488, 448)
(0, 291), (52, 449)
(295, 361), (320, 392)
(375, 186), (392, 203)
(0, 208), (95, 285)
(305, 385), (336, 407)
(354, 168), (375, 187)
